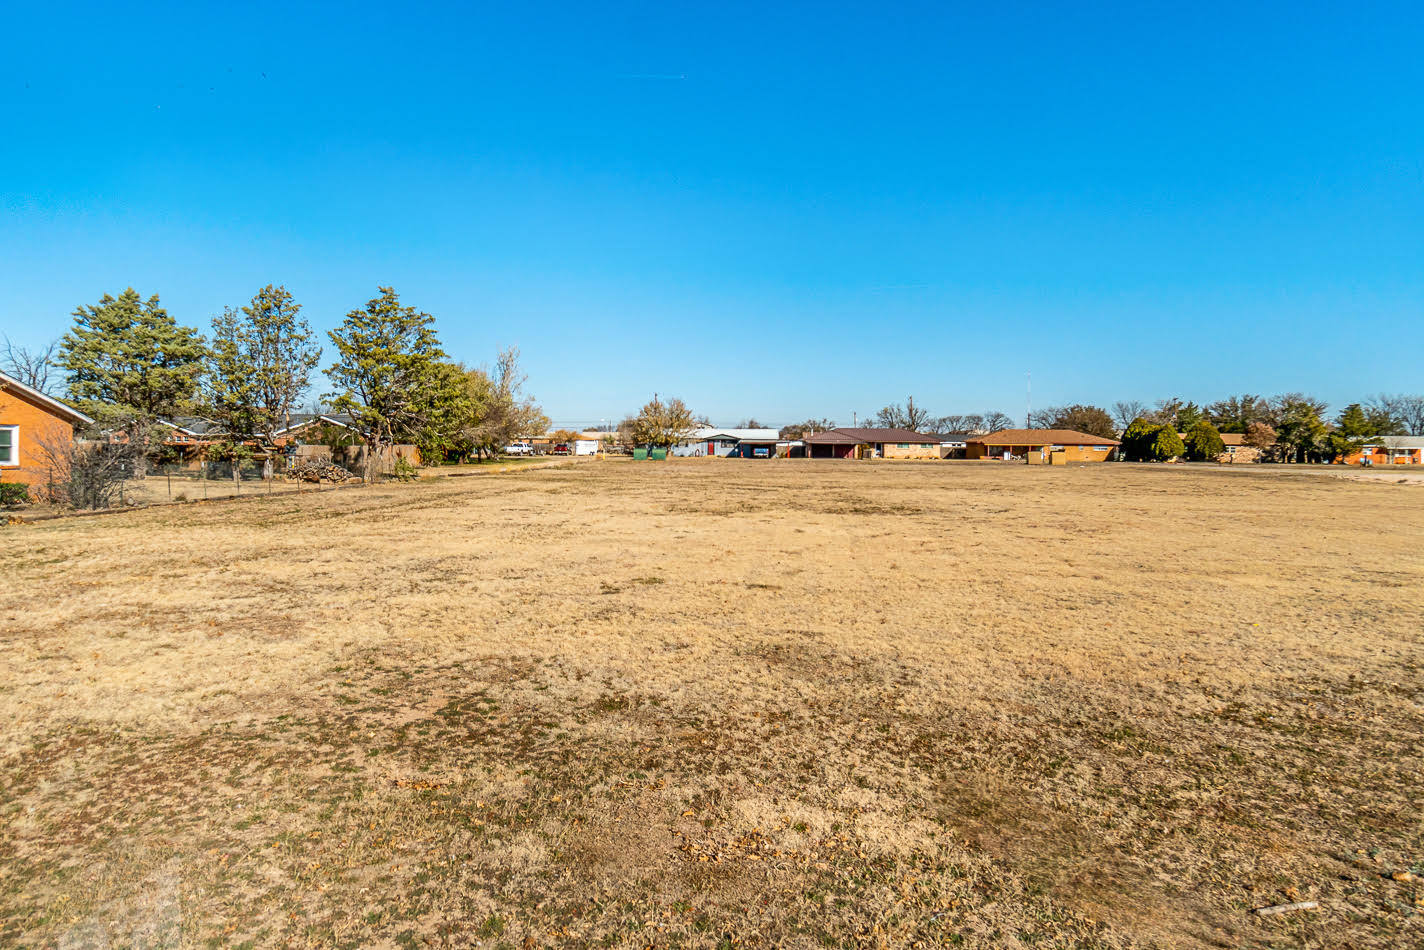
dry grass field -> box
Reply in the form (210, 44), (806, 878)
(2, 460), (1421, 949)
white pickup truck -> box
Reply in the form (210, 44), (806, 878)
(503, 442), (534, 456)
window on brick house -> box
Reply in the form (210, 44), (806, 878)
(0, 426), (16, 465)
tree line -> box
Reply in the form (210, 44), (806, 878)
(6, 285), (546, 486)
(611, 392), (1424, 461)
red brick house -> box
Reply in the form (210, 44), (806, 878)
(1340, 436), (1424, 466)
(0, 370), (93, 491)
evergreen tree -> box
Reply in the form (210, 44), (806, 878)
(1174, 401), (1205, 431)
(1207, 394), (1269, 433)
(327, 287), (446, 481)
(206, 306), (262, 442)
(205, 286), (321, 478)
(58, 288), (208, 423)
(1149, 426), (1185, 461)
(242, 285), (322, 444)
(1182, 420), (1226, 461)
(1270, 393), (1328, 463)
(1120, 417), (1159, 461)
(1122, 417), (1185, 461)
(1325, 403), (1378, 462)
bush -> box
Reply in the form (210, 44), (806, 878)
(0, 482), (30, 506)
(1149, 426), (1185, 461)
(1183, 420), (1226, 461)
(392, 456), (419, 482)
(1120, 418), (1159, 462)
(1121, 417), (1184, 461)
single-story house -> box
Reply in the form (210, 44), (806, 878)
(965, 428), (1119, 463)
(156, 413), (362, 464)
(157, 416), (229, 453)
(1342, 435), (1424, 466)
(0, 370), (94, 490)
(803, 427), (940, 459)
(273, 413), (360, 445)
(673, 427), (782, 459)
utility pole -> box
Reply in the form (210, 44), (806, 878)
(1026, 371), (1032, 428)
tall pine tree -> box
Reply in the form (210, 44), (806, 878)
(206, 285), (321, 446)
(327, 287), (446, 481)
(59, 288), (208, 423)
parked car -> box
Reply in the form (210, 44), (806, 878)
(504, 442), (533, 456)
(551, 443), (571, 455)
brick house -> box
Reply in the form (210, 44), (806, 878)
(1213, 432), (1260, 463)
(0, 370), (93, 490)
(1340, 436), (1424, 466)
(965, 429), (1119, 463)
(803, 428), (940, 459)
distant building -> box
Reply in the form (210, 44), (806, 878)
(1340, 435), (1424, 466)
(803, 428), (939, 459)
(1174, 431), (1260, 463)
(673, 427), (782, 459)
(0, 371), (93, 490)
(934, 431), (975, 459)
(965, 429), (1119, 463)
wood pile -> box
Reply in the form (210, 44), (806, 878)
(287, 460), (360, 483)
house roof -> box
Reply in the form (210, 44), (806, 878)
(158, 413), (358, 438)
(1369, 435), (1424, 449)
(0, 370), (93, 426)
(966, 428), (1121, 446)
(803, 427), (939, 444)
(274, 413), (357, 434)
(160, 416), (226, 436)
(687, 427), (782, 442)
(1176, 431), (1247, 446)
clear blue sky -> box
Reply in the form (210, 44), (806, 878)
(3, 1), (1421, 427)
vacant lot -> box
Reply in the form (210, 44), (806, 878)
(2, 461), (1421, 948)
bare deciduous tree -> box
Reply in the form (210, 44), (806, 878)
(1372, 393), (1424, 436)
(33, 421), (151, 510)
(875, 396), (934, 431)
(980, 411), (1014, 432)
(1, 335), (61, 395)
(1111, 400), (1147, 432)
(779, 418), (836, 440)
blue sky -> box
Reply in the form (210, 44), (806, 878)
(3, 1), (1422, 427)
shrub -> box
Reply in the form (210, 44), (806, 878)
(1121, 417), (1185, 461)
(1149, 426), (1186, 461)
(392, 456), (419, 482)
(1120, 417), (1159, 462)
(1183, 420), (1226, 461)
(0, 482), (30, 507)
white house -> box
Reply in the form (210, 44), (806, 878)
(672, 427), (782, 458)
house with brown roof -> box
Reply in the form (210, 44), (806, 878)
(1173, 430), (1260, 463)
(0, 370), (93, 491)
(803, 427), (940, 459)
(965, 428), (1119, 463)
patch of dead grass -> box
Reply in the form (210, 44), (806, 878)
(1, 460), (1421, 947)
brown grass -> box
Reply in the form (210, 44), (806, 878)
(1, 459), (1421, 948)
